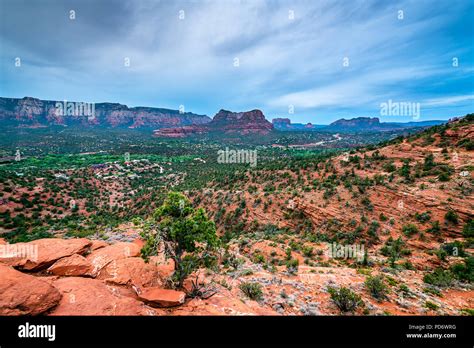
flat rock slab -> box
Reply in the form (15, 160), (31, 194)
(86, 242), (141, 277)
(0, 264), (61, 315)
(0, 238), (92, 271)
(48, 254), (92, 277)
(89, 240), (109, 251)
(138, 287), (186, 308)
(97, 257), (164, 288)
(49, 277), (162, 316)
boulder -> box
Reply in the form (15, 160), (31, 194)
(89, 240), (109, 251)
(0, 238), (92, 271)
(49, 277), (163, 316)
(47, 254), (92, 277)
(138, 287), (186, 308)
(149, 255), (175, 278)
(0, 264), (61, 315)
(86, 242), (141, 276)
(97, 257), (164, 288)
(173, 290), (277, 316)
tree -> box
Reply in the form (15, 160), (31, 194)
(140, 192), (219, 288)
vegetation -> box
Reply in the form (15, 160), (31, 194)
(327, 286), (363, 313)
(140, 192), (219, 288)
(239, 282), (263, 301)
(365, 275), (389, 301)
(463, 220), (474, 238)
(423, 268), (454, 287)
(444, 210), (459, 225)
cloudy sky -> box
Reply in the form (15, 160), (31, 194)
(0, 0), (473, 123)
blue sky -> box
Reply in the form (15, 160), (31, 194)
(0, 0), (473, 124)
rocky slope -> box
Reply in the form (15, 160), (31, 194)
(189, 115), (474, 315)
(1, 116), (472, 316)
(0, 97), (210, 129)
(0, 237), (275, 315)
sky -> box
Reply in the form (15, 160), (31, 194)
(0, 0), (473, 124)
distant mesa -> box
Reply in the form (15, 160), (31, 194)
(327, 117), (381, 130)
(273, 116), (446, 132)
(272, 118), (291, 129)
(0, 96), (446, 135)
(0, 96), (210, 129)
(210, 109), (273, 134)
(154, 109), (274, 137)
(325, 117), (446, 132)
(272, 118), (323, 131)
(153, 125), (208, 138)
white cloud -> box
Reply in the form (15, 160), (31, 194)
(423, 95), (474, 107)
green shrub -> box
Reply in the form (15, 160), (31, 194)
(415, 211), (431, 223)
(423, 286), (442, 297)
(365, 275), (388, 301)
(444, 210), (459, 224)
(239, 282), (263, 301)
(424, 301), (439, 311)
(327, 286), (363, 313)
(286, 258), (299, 274)
(450, 257), (474, 283)
(463, 220), (474, 238)
(460, 308), (474, 316)
(302, 245), (314, 257)
(438, 172), (450, 182)
(398, 284), (411, 296)
(423, 268), (454, 287)
(253, 253), (265, 264)
(426, 221), (441, 235)
(402, 224), (419, 237)
(442, 241), (465, 257)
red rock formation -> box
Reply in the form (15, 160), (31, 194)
(154, 109), (274, 137)
(210, 109), (273, 134)
(272, 118), (291, 126)
(47, 254), (93, 277)
(0, 97), (211, 128)
(137, 287), (186, 308)
(49, 277), (161, 316)
(86, 242), (141, 277)
(96, 257), (165, 288)
(0, 238), (92, 271)
(0, 264), (61, 315)
(153, 126), (207, 138)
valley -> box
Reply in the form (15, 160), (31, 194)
(0, 110), (472, 316)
